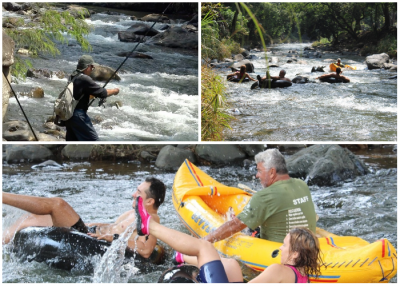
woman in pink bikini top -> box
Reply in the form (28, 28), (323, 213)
(249, 227), (322, 283)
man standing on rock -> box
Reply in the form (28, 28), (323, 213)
(203, 149), (316, 244)
(64, 55), (120, 141)
(3, 177), (165, 259)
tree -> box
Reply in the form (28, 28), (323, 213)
(3, 3), (92, 78)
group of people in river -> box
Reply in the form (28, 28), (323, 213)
(3, 149), (322, 283)
(228, 57), (351, 87)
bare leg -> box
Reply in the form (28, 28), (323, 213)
(3, 213), (52, 244)
(3, 192), (80, 227)
(182, 254), (243, 282)
(148, 219), (220, 268)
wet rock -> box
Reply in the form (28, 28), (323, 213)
(29, 87), (44, 98)
(6, 145), (53, 163)
(286, 144), (369, 186)
(366, 53), (389, 69)
(62, 144), (95, 160)
(241, 49), (250, 58)
(65, 5), (91, 18)
(383, 63), (396, 70)
(124, 23), (160, 36)
(230, 60), (255, 73)
(146, 26), (198, 49)
(141, 151), (156, 162)
(116, 52), (153, 59)
(140, 13), (170, 23)
(233, 54), (244, 61)
(2, 2), (22, 11)
(91, 65), (121, 81)
(3, 120), (39, 141)
(311, 66), (325, 73)
(239, 144), (265, 156)
(155, 145), (196, 170)
(195, 145), (246, 165)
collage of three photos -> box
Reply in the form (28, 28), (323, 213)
(2, 2), (397, 283)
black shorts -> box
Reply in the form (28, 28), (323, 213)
(71, 217), (96, 234)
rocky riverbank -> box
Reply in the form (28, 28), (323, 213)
(3, 144), (396, 187)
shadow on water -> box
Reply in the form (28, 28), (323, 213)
(2, 147), (397, 282)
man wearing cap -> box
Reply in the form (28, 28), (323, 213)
(65, 55), (120, 141)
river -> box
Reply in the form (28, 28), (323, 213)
(2, 145), (396, 282)
(223, 43), (397, 141)
(3, 5), (198, 141)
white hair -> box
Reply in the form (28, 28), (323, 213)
(255, 149), (288, 174)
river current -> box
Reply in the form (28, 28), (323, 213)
(2, 145), (397, 283)
(223, 43), (397, 141)
(3, 6), (198, 141)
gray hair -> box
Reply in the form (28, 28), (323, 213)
(255, 149), (288, 174)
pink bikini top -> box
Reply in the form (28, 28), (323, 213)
(285, 265), (309, 283)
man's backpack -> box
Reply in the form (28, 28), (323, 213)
(53, 74), (83, 121)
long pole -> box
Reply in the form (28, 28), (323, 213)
(89, 3), (172, 108)
(3, 71), (39, 141)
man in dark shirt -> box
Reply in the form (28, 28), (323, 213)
(65, 55), (120, 141)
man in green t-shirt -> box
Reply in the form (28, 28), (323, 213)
(203, 149), (316, 243)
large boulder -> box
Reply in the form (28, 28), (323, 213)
(230, 60), (255, 73)
(6, 145), (53, 163)
(239, 144), (265, 156)
(3, 31), (15, 121)
(123, 23), (159, 36)
(286, 145), (369, 186)
(65, 5), (91, 18)
(62, 144), (95, 160)
(3, 121), (39, 141)
(195, 145), (246, 165)
(155, 145), (196, 170)
(366, 53), (390, 70)
(91, 65), (121, 81)
(146, 26), (198, 49)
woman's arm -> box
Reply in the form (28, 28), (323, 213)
(246, 73), (257, 81)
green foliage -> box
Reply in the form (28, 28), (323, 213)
(312, 37), (331, 47)
(4, 4), (93, 79)
(360, 34), (397, 56)
(201, 65), (233, 141)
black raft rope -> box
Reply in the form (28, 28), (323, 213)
(88, 2), (173, 108)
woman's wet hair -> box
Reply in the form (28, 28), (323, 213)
(255, 149), (288, 174)
(145, 177), (166, 209)
(289, 227), (322, 278)
(240, 65), (246, 74)
(336, 67), (341, 74)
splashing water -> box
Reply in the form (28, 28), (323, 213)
(93, 222), (139, 283)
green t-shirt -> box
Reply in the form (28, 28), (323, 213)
(237, 178), (316, 243)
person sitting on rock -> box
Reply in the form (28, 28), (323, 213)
(227, 65), (257, 82)
(316, 67), (350, 83)
(336, 58), (345, 68)
(257, 69), (292, 83)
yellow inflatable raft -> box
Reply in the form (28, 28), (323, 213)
(172, 160), (397, 283)
(330, 63), (357, 71)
